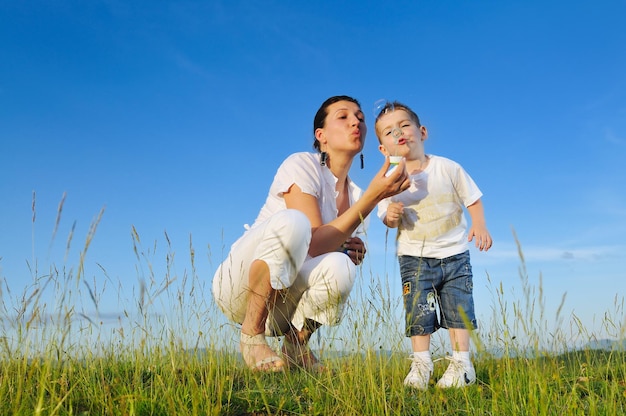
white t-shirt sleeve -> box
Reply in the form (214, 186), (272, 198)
(449, 160), (483, 207)
(377, 198), (391, 222)
(272, 153), (321, 198)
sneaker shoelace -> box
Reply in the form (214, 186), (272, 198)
(437, 356), (472, 385)
(407, 354), (432, 375)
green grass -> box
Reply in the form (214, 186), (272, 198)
(1, 197), (625, 415)
(2, 347), (625, 415)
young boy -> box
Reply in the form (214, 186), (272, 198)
(375, 101), (492, 389)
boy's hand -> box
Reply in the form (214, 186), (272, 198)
(468, 225), (492, 251)
(385, 201), (404, 228)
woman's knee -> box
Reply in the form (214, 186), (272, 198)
(274, 209), (311, 243)
(263, 210), (311, 289)
(321, 252), (357, 295)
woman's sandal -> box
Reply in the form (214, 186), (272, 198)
(240, 332), (285, 372)
(281, 338), (326, 373)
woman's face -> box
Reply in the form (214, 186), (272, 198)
(316, 100), (366, 153)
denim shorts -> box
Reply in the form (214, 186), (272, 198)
(399, 251), (477, 336)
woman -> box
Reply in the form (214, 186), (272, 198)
(212, 95), (410, 372)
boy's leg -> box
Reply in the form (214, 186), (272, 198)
(448, 328), (470, 351)
(400, 255), (440, 389)
(410, 333), (431, 352)
(405, 334), (434, 390)
(437, 328), (475, 388)
(436, 251), (477, 387)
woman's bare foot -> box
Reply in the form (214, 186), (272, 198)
(240, 333), (285, 372)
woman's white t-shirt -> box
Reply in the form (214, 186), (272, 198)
(251, 152), (368, 236)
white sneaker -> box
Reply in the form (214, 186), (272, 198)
(436, 356), (476, 388)
(403, 354), (434, 390)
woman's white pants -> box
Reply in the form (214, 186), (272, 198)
(212, 209), (357, 335)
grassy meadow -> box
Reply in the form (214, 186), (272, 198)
(1, 200), (625, 415)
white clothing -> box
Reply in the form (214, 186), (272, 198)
(212, 152), (366, 335)
(377, 155), (482, 259)
(254, 152), (367, 234)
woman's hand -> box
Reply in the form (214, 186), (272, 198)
(341, 236), (366, 265)
(369, 157), (411, 200)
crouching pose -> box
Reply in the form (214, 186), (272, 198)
(212, 95), (410, 372)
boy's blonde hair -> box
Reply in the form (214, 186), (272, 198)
(374, 101), (421, 143)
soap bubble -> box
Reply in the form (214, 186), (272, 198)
(373, 98), (394, 119)
(391, 127), (403, 141)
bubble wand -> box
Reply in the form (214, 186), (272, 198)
(389, 127), (403, 166)
(374, 99), (403, 167)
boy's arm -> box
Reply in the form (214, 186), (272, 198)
(466, 199), (492, 251)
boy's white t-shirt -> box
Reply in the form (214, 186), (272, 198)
(252, 152), (368, 237)
(377, 155), (482, 259)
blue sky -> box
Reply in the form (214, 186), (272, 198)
(1, 1), (625, 351)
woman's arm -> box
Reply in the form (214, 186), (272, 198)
(284, 158), (410, 257)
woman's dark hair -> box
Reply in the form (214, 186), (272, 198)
(312, 95), (361, 152)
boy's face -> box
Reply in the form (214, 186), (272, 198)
(376, 109), (427, 158)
